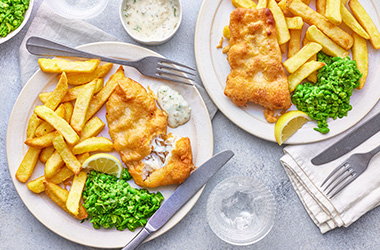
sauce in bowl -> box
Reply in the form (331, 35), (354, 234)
(122, 0), (181, 42)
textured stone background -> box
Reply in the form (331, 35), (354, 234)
(1, 0), (380, 249)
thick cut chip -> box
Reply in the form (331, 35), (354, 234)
(66, 171), (87, 216)
(325, 0), (341, 25)
(24, 131), (59, 149)
(278, 0), (292, 17)
(286, 17), (303, 30)
(80, 116), (105, 141)
(28, 166), (75, 193)
(38, 58), (100, 73)
(85, 67), (125, 121)
(307, 54), (318, 83)
(225, 8), (291, 111)
(48, 167), (74, 183)
(283, 42), (322, 73)
(316, 0), (326, 15)
(232, 0), (256, 8)
(53, 135), (81, 175)
(288, 29), (302, 58)
(45, 151), (64, 178)
(341, 4), (369, 40)
(288, 61), (325, 91)
(35, 105), (79, 145)
(349, 0), (380, 49)
(288, 0), (353, 50)
(44, 181), (87, 220)
(35, 104), (66, 137)
(70, 81), (96, 133)
(66, 63), (113, 85)
(257, 0), (267, 8)
(40, 145), (55, 163)
(268, 0), (290, 45)
(44, 73), (68, 110)
(27, 176), (46, 193)
(16, 147), (41, 183)
(72, 137), (113, 155)
(352, 33), (368, 89)
(306, 25), (348, 58)
(26, 114), (41, 139)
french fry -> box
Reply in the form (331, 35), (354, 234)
(286, 17), (303, 30)
(35, 104), (65, 137)
(63, 102), (74, 123)
(283, 42), (323, 73)
(278, 0), (292, 17)
(40, 146), (55, 163)
(53, 135), (82, 175)
(16, 147), (41, 183)
(66, 171), (87, 216)
(44, 73), (69, 111)
(352, 33), (368, 89)
(71, 81), (96, 133)
(38, 58), (100, 74)
(85, 67), (125, 121)
(316, 0), (326, 15)
(280, 43), (287, 54)
(325, 0), (341, 25)
(232, 0), (256, 8)
(45, 151), (65, 179)
(349, 0), (380, 49)
(44, 181), (87, 220)
(306, 25), (349, 57)
(72, 137), (113, 155)
(223, 26), (230, 39)
(35, 105), (79, 145)
(288, 61), (325, 91)
(256, 0), (267, 8)
(39, 78), (103, 104)
(25, 131), (59, 149)
(27, 176), (45, 193)
(341, 4), (369, 40)
(66, 63), (113, 85)
(288, 29), (302, 58)
(307, 54), (318, 83)
(48, 167), (74, 183)
(26, 114), (41, 139)
(268, 0), (290, 45)
(77, 153), (90, 164)
(80, 117), (105, 141)
(288, 0), (353, 50)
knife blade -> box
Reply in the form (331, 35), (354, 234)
(122, 150), (234, 250)
(311, 112), (380, 165)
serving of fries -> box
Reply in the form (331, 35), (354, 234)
(222, 0), (379, 92)
(16, 58), (120, 220)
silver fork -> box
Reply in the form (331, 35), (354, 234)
(25, 36), (195, 85)
(321, 145), (380, 199)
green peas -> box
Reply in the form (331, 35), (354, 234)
(292, 52), (362, 134)
(0, 0), (29, 37)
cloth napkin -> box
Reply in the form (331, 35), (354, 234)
(18, 1), (217, 118)
(281, 102), (380, 233)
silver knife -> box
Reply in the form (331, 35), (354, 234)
(311, 112), (380, 165)
(122, 150), (234, 250)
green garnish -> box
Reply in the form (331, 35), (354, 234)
(83, 169), (164, 231)
(292, 52), (362, 134)
(0, 0), (30, 38)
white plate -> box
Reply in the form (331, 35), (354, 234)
(6, 42), (213, 248)
(0, 0), (34, 45)
(195, 0), (380, 144)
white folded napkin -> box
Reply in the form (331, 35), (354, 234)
(18, 1), (217, 118)
(281, 102), (380, 233)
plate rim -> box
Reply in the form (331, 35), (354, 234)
(194, 0), (380, 144)
(6, 41), (214, 248)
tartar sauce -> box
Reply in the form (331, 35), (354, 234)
(157, 86), (191, 128)
(123, 0), (180, 41)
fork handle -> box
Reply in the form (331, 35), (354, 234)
(25, 36), (138, 68)
(368, 144), (380, 158)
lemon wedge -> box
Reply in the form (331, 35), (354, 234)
(275, 111), (311, 145)
(82, 153), (122, 178)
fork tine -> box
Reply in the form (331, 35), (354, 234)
(324, 169), (352, 194)
(157, 64), (196, 76)
(157, 70), (195, 81)
(155, 75), (194, 86)
(328, 175), (356, 199)
(158, 58), (196, 71)
(321, 163), (349, 187)
(323, 166), (349, 191)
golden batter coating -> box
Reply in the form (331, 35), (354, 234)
(225, 8), (291, 112)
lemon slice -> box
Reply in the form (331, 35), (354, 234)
(82, 153), (122, 178)
(275, 111), (311, 145)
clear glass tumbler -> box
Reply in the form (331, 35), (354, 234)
(207, 176), (276, 245)
(46, 0), (109, 19)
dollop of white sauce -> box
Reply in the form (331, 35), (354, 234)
(122, 0), (180, 41)
(157, 86), (191, 128)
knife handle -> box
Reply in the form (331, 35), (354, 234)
(122, 228), (151, 250)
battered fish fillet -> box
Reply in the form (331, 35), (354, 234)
(225, 8), (291, 112)
(106, 77), (195, 188)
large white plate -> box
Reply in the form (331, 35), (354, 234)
(6, 42), (213, 248)
(195, 0), (380, 144)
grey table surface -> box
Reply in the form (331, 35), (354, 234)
(1, 0), (380, 249)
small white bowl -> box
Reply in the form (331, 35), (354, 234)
(0, 0), (34, 45)
(119, 0), (182, 45)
